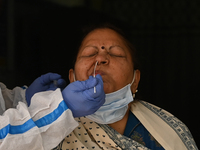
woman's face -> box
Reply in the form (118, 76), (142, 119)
(70, 28), (136, 94)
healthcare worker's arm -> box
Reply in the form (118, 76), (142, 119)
(0, 73), (105, 150)
(0, 73), (66, 113)
(0, 88), (78, 150)
(0, 73), (78, 150)
(0, 82), (27, 115)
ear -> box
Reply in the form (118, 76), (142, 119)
(131, 69), (140, 93)
(69, 69), (75, 83)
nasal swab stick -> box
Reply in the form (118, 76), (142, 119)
(93, 61), (98, 93)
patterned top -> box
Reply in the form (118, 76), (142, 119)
(137, 101), (198, 150)
(53, 100), (199, 150)
(124, 110), (164, 149)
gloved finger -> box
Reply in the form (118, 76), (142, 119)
(48, 86), (57, 91)
(83, 83), (105, 100)
(95, 74), (103, 85)
(81, 75), (104, 99)
(57, 79), (66, 89)
(40, 73), (61, 85)
(47, 79), (66, 90)
(93, 74), (104, 97)
(84, 76), (98, 89)
(74, 76), (98, 91)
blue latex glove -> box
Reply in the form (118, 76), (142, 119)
(62, 74), (105, 117)
(26, 73), (66, 106)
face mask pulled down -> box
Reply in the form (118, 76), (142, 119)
(86, 72), (136, 124)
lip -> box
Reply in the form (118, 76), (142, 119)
(93, 70), (106, 76)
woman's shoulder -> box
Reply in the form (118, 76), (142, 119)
(133, 100), (173, 115)
(131, 100), (198, 150)
(132, 99), (189, 132)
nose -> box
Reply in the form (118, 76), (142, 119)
(96, 51), (109, 65)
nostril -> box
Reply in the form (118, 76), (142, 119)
(99, 60), (108, 65)
(96, 53), (109, 65)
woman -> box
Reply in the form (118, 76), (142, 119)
(1, 23), (197, 149)
(54, 23), (198, 150)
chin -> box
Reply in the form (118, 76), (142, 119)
(103, 86), (115, 94)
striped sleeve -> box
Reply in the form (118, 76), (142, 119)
(0, 89), (78, 150)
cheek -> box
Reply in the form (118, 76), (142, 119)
(112, 59), (132, 73)
(74, 61), (92, 80)
(111, 60), (133, 83)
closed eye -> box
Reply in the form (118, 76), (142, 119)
(109, 46), (126, 57)
(81, 46), (98, 57)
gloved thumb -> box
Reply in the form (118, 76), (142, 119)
(57, 78), (66, 90)
(95, 74), (103, 84)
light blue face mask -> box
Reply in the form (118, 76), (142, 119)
(86, 71), (136, 124)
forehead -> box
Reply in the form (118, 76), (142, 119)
(80, 28), (128, 47)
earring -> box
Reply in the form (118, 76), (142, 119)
(132, 90), (138, 98)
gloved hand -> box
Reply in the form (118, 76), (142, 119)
(26, 73), (66, 106)
(62, 74), (105, 118)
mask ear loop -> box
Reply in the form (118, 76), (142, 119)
(93, 61), (98, 93)
(131, 70), (137, 98)
(73, 73), (76, 82)
(131, 70), (136, 85)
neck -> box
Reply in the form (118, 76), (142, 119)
(108, 104), (131, 134)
